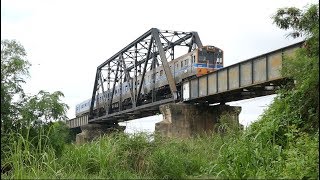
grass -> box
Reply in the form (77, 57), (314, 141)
(1, 124), (318, 179)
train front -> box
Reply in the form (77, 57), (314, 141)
(195, 46), (223, 76)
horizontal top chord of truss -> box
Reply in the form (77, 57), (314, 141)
(89, 28), (204, 120)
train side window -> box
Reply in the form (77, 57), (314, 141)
(176, 63), (178, 69)
(185, 59), (188, 66)
(193, 55), (196, 63)
(181, 61), (183, 67)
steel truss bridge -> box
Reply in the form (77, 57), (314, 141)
(66, 28), (303, 128)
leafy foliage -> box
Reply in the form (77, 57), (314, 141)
(273, 4), (319, 39)
(1, 40), (30, 132)
(273, 4), (319, 132)
(20, 90), (69, 124)
(1, 39), (70, 168)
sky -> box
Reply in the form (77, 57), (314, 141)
(2, 0), (317, 133)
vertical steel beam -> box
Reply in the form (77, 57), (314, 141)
(107, 62), (119, 114)
(151, 54), (156, 102)
(99, 72), (107, 111)
(171, 46), (174, 60)
(119, 61), (123, 111)
(188, 38), (194, 52)
(152, 28), (177, 100)
(134, 44), (138, 107)
(120, 54), (135, 107)
(106, 63), (111, 113)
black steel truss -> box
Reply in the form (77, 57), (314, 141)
(89, 28), (203, 120)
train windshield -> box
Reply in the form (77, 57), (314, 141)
(198, 46), (223, 68)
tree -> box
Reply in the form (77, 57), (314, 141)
(249, 3), (319, 146)
(272, 4), (319, 131)
(1, 39), (70, 162)
(1, 39), (30, 131)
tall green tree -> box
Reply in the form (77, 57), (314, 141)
(249, 3), (319, 146)
(1, 39), (70, 162)
(1, 40), (30, 131)
(272, 4), (319, 131)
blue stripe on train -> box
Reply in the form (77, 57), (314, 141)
(193, 63), (223, 68)
(208, 64), (223, 68)
(193, 63), (207, 67)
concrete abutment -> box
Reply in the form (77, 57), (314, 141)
(76, 123), (125, 145)
(155, 103), (241, 138)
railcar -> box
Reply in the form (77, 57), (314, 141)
(75, 45), (223, 117)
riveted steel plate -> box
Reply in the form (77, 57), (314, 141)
(199, 76), (207, 97)
(253, 57), (267, 83)
(240, 61), (252, 86)
(208, 73), (217, 94)
(218, 69), (228, 92)
(228, 66), (239, 89)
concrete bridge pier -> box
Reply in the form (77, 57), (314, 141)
(76, 123), (126, 145)
(155, 103), (241, 138)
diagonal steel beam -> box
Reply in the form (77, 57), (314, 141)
(107, 62), (120, 114)
(152, 28), (177, 100)
(192, 31), (203, 48)
(136, 36), (153, 105)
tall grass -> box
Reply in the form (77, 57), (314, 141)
(2, 127), (63, 179)
(1, 121), (318, 179)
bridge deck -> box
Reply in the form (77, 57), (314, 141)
(66, 41), (303, 128)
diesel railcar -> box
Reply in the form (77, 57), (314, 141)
(76, 45), (223, 117)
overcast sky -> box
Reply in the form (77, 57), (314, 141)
(2, 0), (317, 133)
